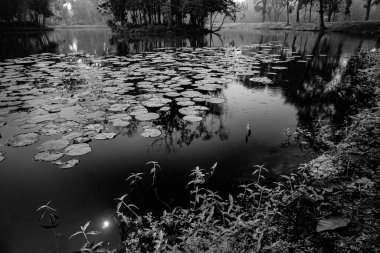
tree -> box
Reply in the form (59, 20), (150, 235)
(296, 0), (309, 22)
(98, 0), (241, 32)
(363, 0), (380, 20)
(269, 0), (286, 22)
(318, 0), (325, 30)
(254, 0), (268, 22)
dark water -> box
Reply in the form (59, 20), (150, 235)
(0, 27), (378, 253)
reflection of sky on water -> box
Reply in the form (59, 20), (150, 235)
(69, 37), (78, 52)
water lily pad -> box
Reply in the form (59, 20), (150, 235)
(108, 103), (130, 112)
(54, 159), (80, 169)
(141, 128), (161, 138)
(94, 132), (117, 140)
(0, 151), (6, 162)
(27, 113), (60, 124)
(142, 97), (171, 108)
(84, 124), (104, 133)
(316, 217), (350, 232)
(177, 101), (195, 106)
(179, 106), (209, 115)
(62, 132), (83, 140)
(207, 98), (225, 104)
(64, 143), (92, 156)
(110, 119), (130, 127)
(183, 115), (203, 122)
(8, 132), (39, 147)
(249, 77), (273, 84)
(135, 113), (160, 121)
(37, 139), (70, 151)
(34, 151), (64, 162)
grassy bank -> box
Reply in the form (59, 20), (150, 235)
(222, 21), (380, 35)
(69, 51), (380, 252)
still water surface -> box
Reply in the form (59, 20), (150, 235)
(0, 27), (378, 253)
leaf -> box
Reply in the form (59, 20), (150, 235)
(316, 217), (350, 232)
(82, 221), (90, 231)
(91, 241), (103, 250)
(87, 230), (101, 236)
(36, 200), (52, 212)
(69, 231), (82, 240)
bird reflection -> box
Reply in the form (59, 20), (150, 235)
(245, 124), (252, 144)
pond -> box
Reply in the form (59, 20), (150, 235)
(0, 27), (378, 253)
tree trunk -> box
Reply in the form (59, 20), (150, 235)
(364, 0), (372, 21)
(318, 0), (325, 30)
(286, 2), (290, 25)
(296, 3), (301, 22)
(304, 5), (307, 21)
(309, 1), (313, 22)
(262, 0), (267, 22)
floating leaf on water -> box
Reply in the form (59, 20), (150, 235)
(177, 101), (195, 107)
(207, 98), (225, 104)
(8, 132), (39, 147)
(37, 139), (70, 151)
(130, 107), (149, 116)
(249, 77), (273, 85)
(40, 123), (72, 136)
(181, 90), (203, 98)
(271, 66), (288, 70)
(54, 159), (79, 169)
(94, 133), (117, 140)
(110, 119), (130, 127)
(193, 97), (206, 102)
(64, 143), (92, 156)
(27, 113), (60, 124)
(108, 103), (130, 112)
(158, 106), (170, 112)
(183, 115), (203, 122)
(34, 151), (64, 162)
(179, 106), (209, 115)
(84, 124), (104, 133)
(164, 92), (181, 97)
(108, 114), (132, 121)
(135, 113), (160, 121)
(62, 132), (83, 140)
(73, 137), (92, 144)
(142, 97), (171, 108)
(141, 128), (161, 138)
(316, 217), (350, 232)
(0, 151), (6, 162)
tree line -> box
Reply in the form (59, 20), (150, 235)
(0, 0), (53, 25)
(98, 0), (245, 31)
(0, 0), (106, 26)
(251, 0), (379, 25)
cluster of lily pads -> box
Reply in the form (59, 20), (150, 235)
(0, 43), (302, 166)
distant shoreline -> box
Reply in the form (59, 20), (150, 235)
(1, 22), (379, 35)
(221, 21), (380, 34)
(52, 25), (110, 30)
(0, 25), (53, 32)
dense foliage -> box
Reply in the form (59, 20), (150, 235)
(98, 0), (244, 32)
(0, 0), (54, 25)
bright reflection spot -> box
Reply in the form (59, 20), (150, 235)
(69, 38), (78, 52)
(102, 220), (110, 229)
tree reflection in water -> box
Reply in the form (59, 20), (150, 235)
(0, 32), (59, 60)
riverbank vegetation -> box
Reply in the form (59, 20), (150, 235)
(67, 50), (380, 253)
(98, 0), (245, 34)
